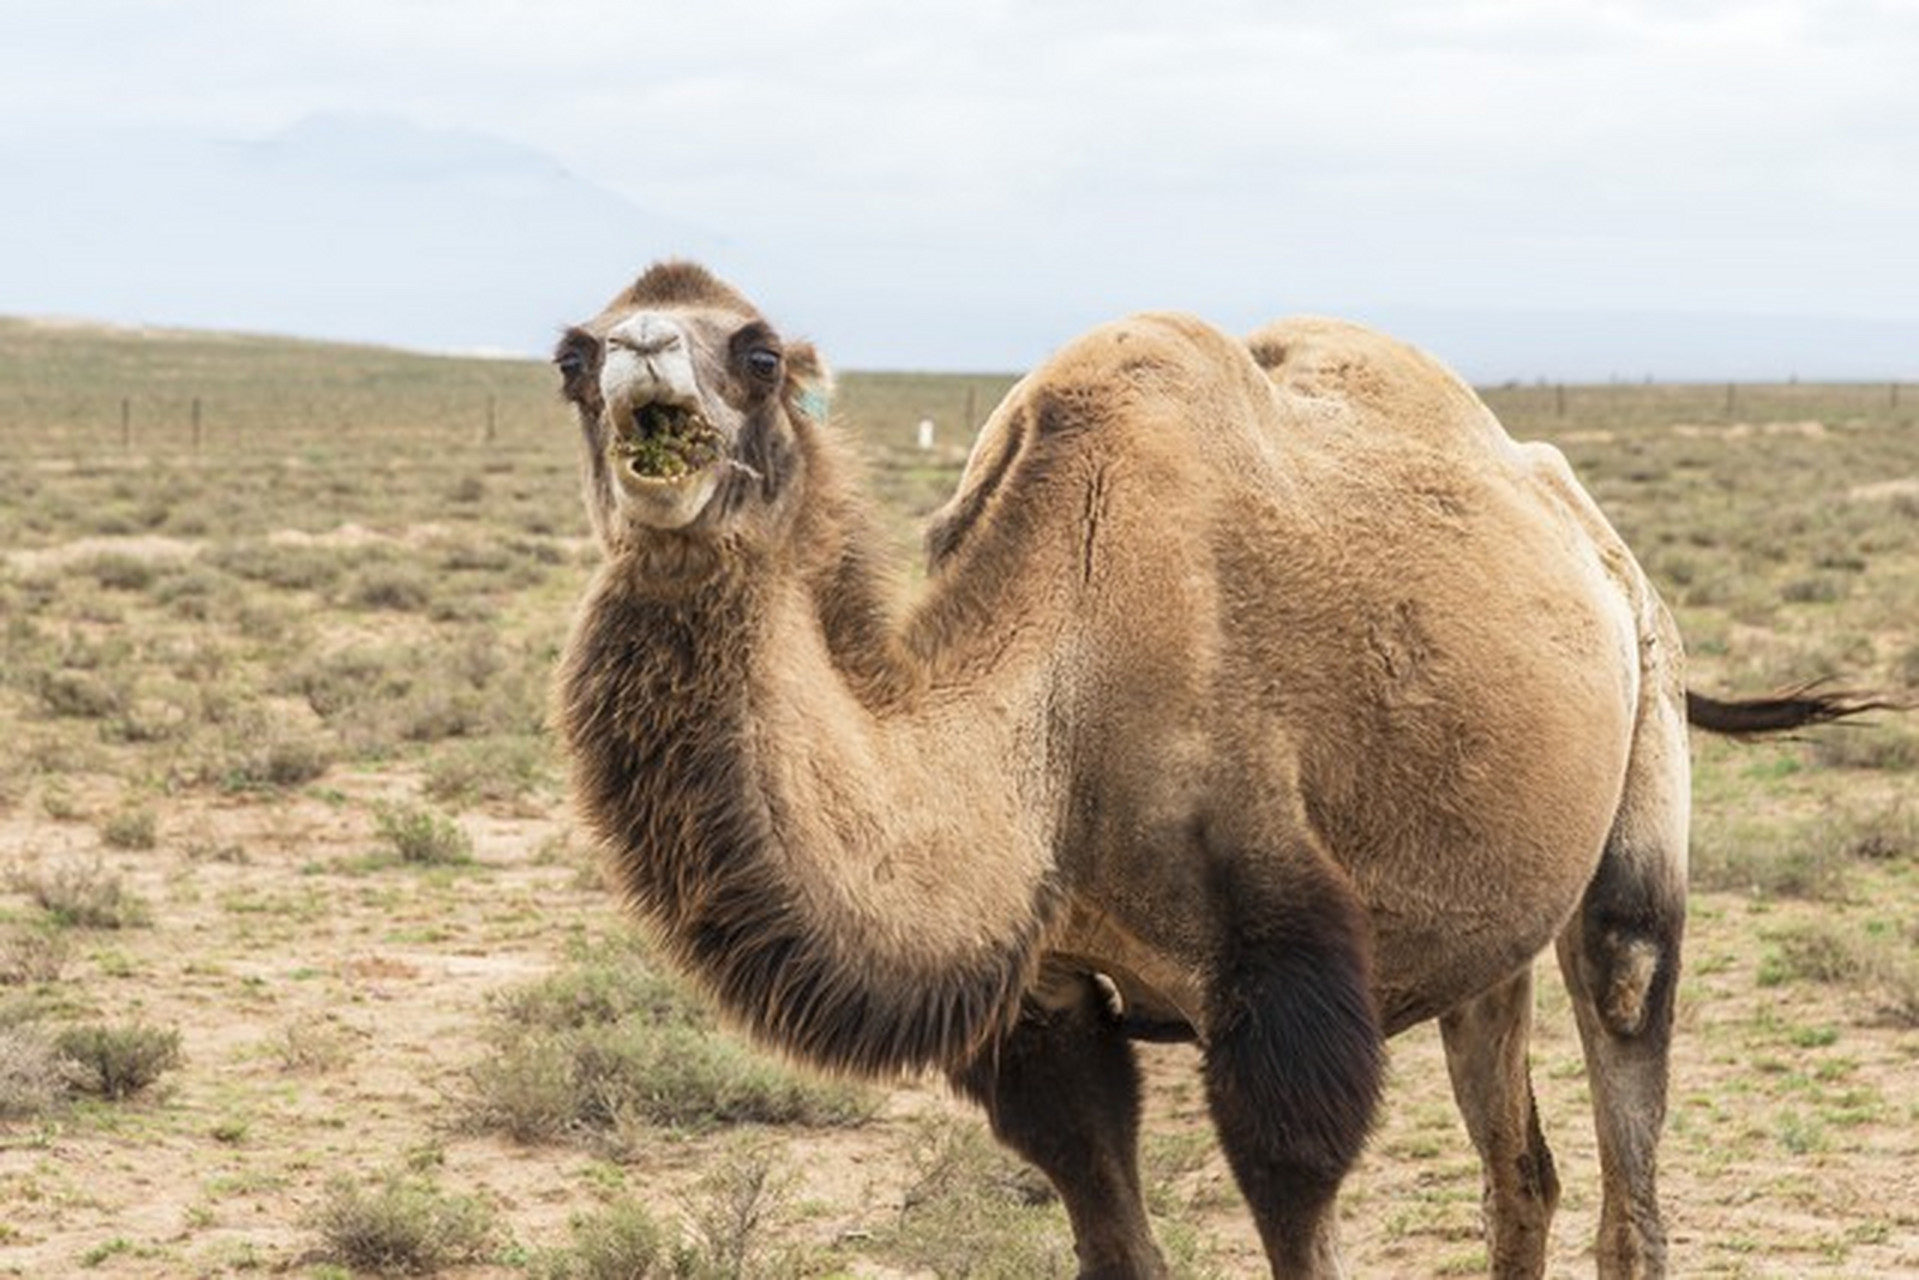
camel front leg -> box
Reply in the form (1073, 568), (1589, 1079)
(1439, 966), (1561, 1278)
(950, 976), (1167, 1280)
(1200, 855), (1384, 1278)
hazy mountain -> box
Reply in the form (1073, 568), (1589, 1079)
(1, 113), (718, 355)
(2, 112), (1913, 379)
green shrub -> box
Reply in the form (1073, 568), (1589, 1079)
(684, 1148), (795, 1280)
(466, 939), (872, 1145)
(32, 669), (125, 719)
(1759, 921), (1919, 1027)
(870, 1119), (1074, 1279)
(56, 1022), (182, 1099)
(309, 1170), (498, 1275)
(209, 716), (334, 791)
(1810, 722), (1919, 772)
(374, 802), (473, 866)
(469, 1020), (871, 1142)
(7, 859), (152, 929)
(423, 735), (552, 807)
(346, 564), (434, 612)
(100, 806), (159, 851)
(76, 552), (159, 591)
(207, 543), (345, 592)
(1689, 818), (1850, 901)
(533, 1200), (670, 1280)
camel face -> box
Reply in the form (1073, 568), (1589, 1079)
(595, 309), (733, 529)
(555, 261), (817, 541)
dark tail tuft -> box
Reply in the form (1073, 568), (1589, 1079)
(1686, 682), (1905, 739)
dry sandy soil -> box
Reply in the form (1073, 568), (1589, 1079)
(3, 745), (1916, 1277)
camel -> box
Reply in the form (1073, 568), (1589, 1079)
(551, 261), (1878, 1278)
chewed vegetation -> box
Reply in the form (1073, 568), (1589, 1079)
(0, 318), (1914, 1275)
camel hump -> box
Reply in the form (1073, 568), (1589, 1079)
(925, 313), (1279, 567)
(1025, 311), (1276, 431)
(1245, 316), (1512, 455)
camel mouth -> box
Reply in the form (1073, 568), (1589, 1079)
(611, 399), (725, 484)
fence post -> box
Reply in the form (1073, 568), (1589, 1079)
(1554, 384), (1566, 418)
(964, 386), (978, 431)
(485, 394), (497, 445)
(191, 397), (203, 453)
(121, 398), (131, 448)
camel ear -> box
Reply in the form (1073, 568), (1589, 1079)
(786, 341), (834, 422)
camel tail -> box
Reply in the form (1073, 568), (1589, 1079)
(1685, 683), (1902, 739)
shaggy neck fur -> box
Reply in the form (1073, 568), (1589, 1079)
(557, 437), (1064, 1077)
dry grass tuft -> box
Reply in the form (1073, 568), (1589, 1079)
(373, 800), (474, 866)
(0, 1020), (78, 1118)
(55, 1022), (183, 1100)
(7, 858), (152, 929)
(309, 1169), (499, 1275)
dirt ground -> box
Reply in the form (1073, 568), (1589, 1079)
(3, 751), (1915, 1278)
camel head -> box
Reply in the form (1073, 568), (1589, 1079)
(555, 261), (828, 545)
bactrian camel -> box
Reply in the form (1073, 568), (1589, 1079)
(552, 262), (1877, 1278)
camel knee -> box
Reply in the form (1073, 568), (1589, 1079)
(1591, 933), (1665, 1038)
(1572, 853), (1684, 1043)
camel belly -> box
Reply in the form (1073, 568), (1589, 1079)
(1043, 905), (1209, 1035)
(1298, 603), (1637, 1032)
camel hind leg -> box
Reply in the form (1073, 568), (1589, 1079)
(1439, 966), (1561, 1278)
(1555, 686), (1689, 1278)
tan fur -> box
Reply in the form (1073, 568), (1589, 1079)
(554, 266), (1871, 1278)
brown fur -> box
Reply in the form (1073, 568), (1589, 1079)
(553, 266), (1882, 1278)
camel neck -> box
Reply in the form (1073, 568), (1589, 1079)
(557, 546), (1063, 1076)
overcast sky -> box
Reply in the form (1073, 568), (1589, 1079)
(4, 1), (1917, 377)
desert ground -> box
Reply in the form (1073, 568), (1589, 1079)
(1, 319), (1915, 1277)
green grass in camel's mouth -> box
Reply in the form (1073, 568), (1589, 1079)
(614, 402), (723, 480)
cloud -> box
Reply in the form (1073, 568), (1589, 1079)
(2, 1), (1916, 372)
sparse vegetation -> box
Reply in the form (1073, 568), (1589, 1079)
(7, 858), (152, 929)
(0, 1020), (76, 1118)
(682, 1147), (799, 1280)
(0, 925), (71, 986)
(1762, 920), (1919, 1027)
(54, 1022), (183, 1099)
(309, 1169), (498, 1276)
(422, 734), (552, 808)
(372, 800), (474, 865)
(870, 1118), (1076, 1278)
(100, 805), (159, 851)
(0, 321), (1912, 1274)
(465, 939), (874, 1145)
(275, 1015), (359, 1074)
(531, 1200), (672, 1279)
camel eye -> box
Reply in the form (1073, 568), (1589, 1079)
(745, 347), (782, 381)
(554, 330), (599, 387)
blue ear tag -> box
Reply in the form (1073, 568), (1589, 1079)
(796, 385), (832, 421)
